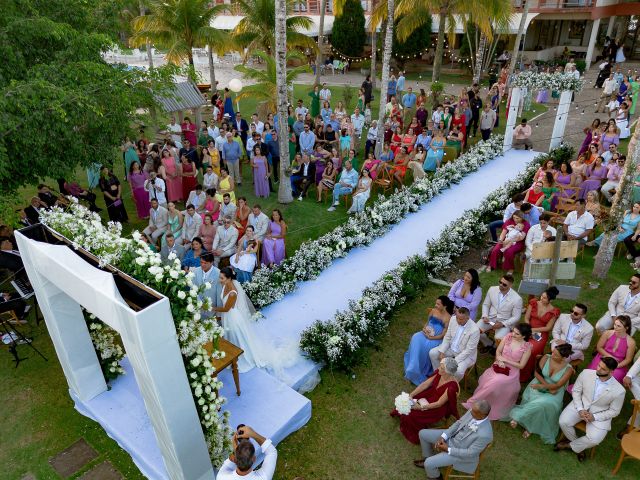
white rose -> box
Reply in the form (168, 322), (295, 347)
(155, 274), (163, 282)
(132, 231), (142, 241)
(177, 290), (186, 300)
(198, 397), (205, 405)
(169, 269), (180, 279)
(191, 356), (201, 367)
(135, 257), (146, 266)
(194, 313), (201, 321)
(204, 282), (212, 290)
(186, 304), (195, 313)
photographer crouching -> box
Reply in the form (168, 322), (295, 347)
(218, 425), (277, 479)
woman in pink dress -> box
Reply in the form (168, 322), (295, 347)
(261, 209), (287, 267)
(198, 214), (216, 251)
(587, 315), (637, 383)
(202, 188), (220, 222)
(181, 156), (198, 201)
(128, 161), (150, 219)
(487, 211), (530, 274)
(181, 117), (197, 146)
(160, 149), (182, 202)
(463, 324), (532, 421)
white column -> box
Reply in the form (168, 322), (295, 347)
(503, 87), (522, 152)
(606, 16), (616, 38)
(550, 90), (572, 150)
(585, 18), (601, 69)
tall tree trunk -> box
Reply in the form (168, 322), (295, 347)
(208, 46), (217, 95)
(509, 0), (529, 75)
(593, 127), (640, 279)
(276, 0), (293, 204)
(432, 6), (447, 82)
(473, 33), (488, 84)
(139, 1), (153, 69)
(375, 0), (395, 157)
(315, 0), (327, 85)
(370, 27), (378, 89)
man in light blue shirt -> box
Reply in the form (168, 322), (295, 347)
(351, 107), (365, 150)
(328, 160), (359, 211)
(299, 124), (316, 155)
(402, 86), (417, 126)
(396, 71), (406, 96)
(415, 130), (432, 150)
(521, 202), (541, 226)
(324, 112), (340, 133)
(222, 133), (242, 185)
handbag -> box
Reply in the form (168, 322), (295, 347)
(492, 363), (510, 375)
(112, 199), (123, 207)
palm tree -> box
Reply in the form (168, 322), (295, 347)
(314, 0), (329, 85)
(232, 0), (316, 56)
(509, 0), (529, 74)
(233, 50), (312, 112)
(130, 0), (229, 69)
(375, 0), (395, 156)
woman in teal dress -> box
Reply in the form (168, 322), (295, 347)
(509, 345), (573, 443)
(404, 296), (454, 385)
(424, 130), (445, 172)
(122, 138), (139, 180)
(591, 202), (640, 246)
(161, 202), (184, 247)
(633, 166), (640, 204)
(630, 76), (640, 116)
(308, 85), (320, 118)
(540, 171), (559, 211)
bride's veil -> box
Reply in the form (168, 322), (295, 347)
(232, 280), (256, 317)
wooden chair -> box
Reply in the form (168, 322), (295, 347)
(443, 442), (492, 480)
(557, 185), (579, 203)
(373, 165), (394, 195)
(612, 399), (640, 475)
(462, 363), (479, 390)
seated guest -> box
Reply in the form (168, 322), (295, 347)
(556, 357), (625, 462)
(509, 344), (575, 443)
(230, 225), (259, 283)
(476, 274), (523, 353)
(37, 184), (59, 208)
(160, 233), (185, 264)
(247, 204), (269, 242)
(327, 159), (358, 212)
(524, 180), (546, 207)
(290, 155), (315, 201)
(347, 168), (372, 214)
(488, 193), (525, 242)
(551, 303), (593, 363)
(621, 354), (640, 436)
(601, 155), (625, 202)
(186, 184), (207, 214)
(520, 287), (561, 382)
(198, 214), (216, 251)
(181, 237), (207, 270)
(430, 307), (480, 381)
(316, 160), (337, 202)
(463, 323), (532, 420)
(391, 358), (460, 444)
(589, 201), (640, 247)
(262, 209), (286, 267)
(563, 199), (594, 244)
(404, 296), (454, 385)
(143, 199), (169, 243)
(415, 400), (493, 478)
(447, 269), (482, 320)
(486, 210), (529, 274)
(0, 236), (24, 273)
(212, 216), (239, 267)
(519, 202), (541, 227)
(588, 315), (636, 383)
(182, 204), (203, 248)
(24, 196), (47, 225)
(60, 178), (100, 212)
(525, 213), (556, 258)
(217, 425), (277, 480)
(595, 274), (640, 334)
(219, 193), (237, 222)
(362, 152), (382, 180)
(193, 252), (222, 314)
(0, 291), (30, 321)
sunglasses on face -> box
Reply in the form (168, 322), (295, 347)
(499, 282), (509, 287)
(571, 310), (582, 316)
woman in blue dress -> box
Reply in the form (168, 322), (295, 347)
(590, 202), (640, 246)
(423, 129), (445, 172)
(223, 88), (235, 119)
(404, 296), (454, 385)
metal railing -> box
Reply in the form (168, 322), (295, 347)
(513, 0), (594, 8)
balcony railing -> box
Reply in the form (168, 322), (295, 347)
(513, 0), (594, 8)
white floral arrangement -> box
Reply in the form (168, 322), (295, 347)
(85, 311), (125, 380)
(510, 71), (584, 93)
(300, 145), (573, 369)
(394, 392), (413, 415)
(244, 135), (506, 308)
(39, 201), (233, 465)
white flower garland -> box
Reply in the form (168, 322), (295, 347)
(245, 135), (506, 308)
(300, 145), (574, 368)
(85, 311), (126, 380)
(39, 201), (232, 466)
(510, 71), (584, 93)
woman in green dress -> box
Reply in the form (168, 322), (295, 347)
(541, 171), (559, 211)
(122, 137), (139, 180)
(630, 75), (640, 116)
(509, 345), (573, 443)
(308, 85), (321, 118)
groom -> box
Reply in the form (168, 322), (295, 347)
(415, 400), (493, 479)
(194, 253), (223, 314)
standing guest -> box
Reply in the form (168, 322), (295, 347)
(211, 215), (239, 266)
(364, 120), (378, 159)
(477, 274), (523, 352)
(121, 137), (139, 178)
(595, 274), (640, 334)
(182, 204), (203, 247)
(513, 118), (533, 150)
(223, 133), (242, 186)
(181, 117), (197, 146)
(262, 209), (287, 267)
(299, 123), (316, 156)
(233, 112), (249, 147)
(387, 75), (397, 102)
(469, 89), (482, 138)
(181, 237), (207, 270)
(447, 269), (482, 320)
(180, 154), (198, 201)
(143, 198), (168, 242)
(320, 82), (332, 105)
(596, 73), (618, 113)
(588, 315), (636, 383)
(129, 161), (150, 219)
(487, 210), (530, 274)
(404, 296), (454, 385)
(578, 119), (601, 156)
(351, 107), (365, 150)
(267, 130), (281, 183)
(551, 304), (593, 363)
(144, 172), (167, 207)
(556, 358), (625, 462)
(167, 116), (182, 144)
(160, 233), (185, 264)
(198, 214), (216, 252)
(160, 149), (182, 202)
(415, 400), (493, 479)
(217, 425), (277, 480)
(402, 86), (417, 127)
(186, 184), (207, 215)
(308, 85), (320, 118)
(396, 71), (406, 97)
(463, 323), (532, 420)
(509, 344), (574, 443)
(361, 76), (372, 107)
(327, 159), (358, 212)
(520, 287), (561, 382)
(479, 103), (496, 141)
(430, 307), (480, 381)
(563, 199), (594, 244)
(348, 168), (372, 214)
(251, 145), (271, 199)
(231, 225), (259, 283)
(391, 358), (461, 444)
(99, 167), (128, 223)
(193, 252), (222, 315)
(247, 204), (269, 242)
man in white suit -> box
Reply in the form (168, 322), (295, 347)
(247, 204), (269, 242)
(160, 233), (185, 264)
(212, 215), (238, 266)
(551, 303), (594, 362)
(476, 274), (523, 352)
(621, 353), (640, 435)
(181, 204), (203, 248)
(595, 274), (640, 334)
(556, 357), (625, 462)
(143, 199), (168, 242)
(185, 184), (206, 214)
(430, 307), (480, 380)
(193, 253), (223, 312)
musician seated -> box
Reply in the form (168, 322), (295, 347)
(0, 291), (29, 322)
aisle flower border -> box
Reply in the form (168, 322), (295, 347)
(244, 135), (506, 308)
(299, 144), (575, 370)
(39, 200), (233, 466)
(510, 71), (584, 93)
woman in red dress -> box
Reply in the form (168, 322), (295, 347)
(524, 180), (545, 207)
(451, 109), (466, 138)
(520, 287), (560, 382)
(181, 155), (198, 201)
(390, 357), (460, 444)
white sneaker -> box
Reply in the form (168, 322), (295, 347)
(298, 196), (303, 201)
(332, 201), (339, 207)
(327, 206), (336, 212)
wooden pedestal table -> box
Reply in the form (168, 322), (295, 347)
(204, 339), (244, 396)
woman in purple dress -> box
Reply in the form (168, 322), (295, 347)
(554, 162), (577, 199)
(579, 155), (608, 199)
(251, 145), (271, 198)
(447, 269), (482, 320)
(599, 123), (620, 153)
(578, 119), (601, 156)
(128, 161), (150, 219)
(262, 209), (287, 267)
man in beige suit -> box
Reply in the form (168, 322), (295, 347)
(211, 215), (238, 266)
(621, 352), (640, 435)
(430, 307), (480, 380)
(556, 357), (625, 461)
(595, 274), (640, 334)
(476, 274), (523, 352)
(181, 204), (203, 248)
(551, 303), (594, 362)
(143, 199), (168, 242)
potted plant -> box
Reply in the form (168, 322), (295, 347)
(430, 81), (444, 109)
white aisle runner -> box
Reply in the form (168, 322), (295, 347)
(252, 149), (539, 388)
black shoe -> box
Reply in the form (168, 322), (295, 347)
(554, 440), (571, 452)
(577, 451), (587, 462)
(616, 428), (628, 440)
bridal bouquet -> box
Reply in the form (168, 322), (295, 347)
(394, 392), (414, 415)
